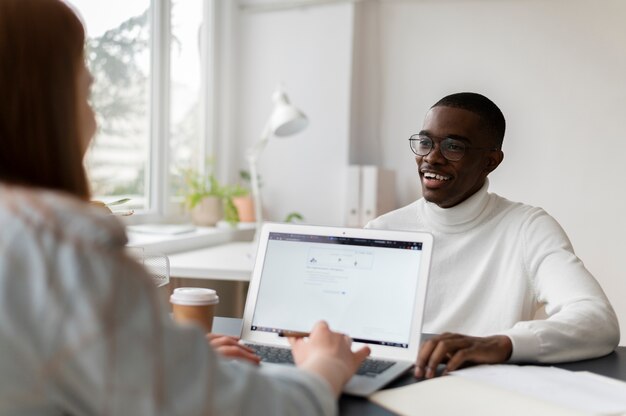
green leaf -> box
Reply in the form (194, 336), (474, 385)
(284, 212), (304, 223)
(222, 197), (240, 226)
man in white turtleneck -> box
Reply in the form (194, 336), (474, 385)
(366, 92), (619, 379)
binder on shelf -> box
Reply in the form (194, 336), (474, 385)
(346, 165), (362, 227)
(345, 165), (396, 227)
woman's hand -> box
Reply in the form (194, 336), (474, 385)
(289, 321), (370, 396)
(207, 334), (261, 365)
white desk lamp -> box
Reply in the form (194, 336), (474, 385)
(247, 87), (308, 237)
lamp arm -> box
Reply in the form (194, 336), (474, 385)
(246, 122), (272, 240)
(247, 153), (263, 234)
(246, 122), (272, 160)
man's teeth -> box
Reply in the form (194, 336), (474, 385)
(424, 172), (450, 181)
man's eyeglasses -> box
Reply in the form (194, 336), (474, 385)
(409, 134), (498, 162)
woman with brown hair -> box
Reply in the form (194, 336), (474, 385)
(0, 0), (92, 195)
(0, 0), (369, 414)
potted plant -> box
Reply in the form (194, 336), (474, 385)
(183, 168), (223, 226)
(221, 182), (249, 226)
(283, 212), (304, 223)
(223, 170), (304, 226)
(229, 170), (257, 224)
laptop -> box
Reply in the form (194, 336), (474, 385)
(240, 223), (433, 396)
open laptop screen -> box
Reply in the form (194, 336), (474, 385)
(250, 232), (424, 348)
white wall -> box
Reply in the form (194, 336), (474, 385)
(231, 0), (626, 344)
(232, 2), (354, 226)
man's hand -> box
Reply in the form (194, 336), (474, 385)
(207, 334), (261, 365)
(415, 333), (512, 378)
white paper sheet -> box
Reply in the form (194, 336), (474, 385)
(369, 365), (626, 416)
(453, 365), (626, 415)
(369, 375), (583, 416)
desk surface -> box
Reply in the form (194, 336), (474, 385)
(213, 317), (626, 416)
(168, 242), (255, 281)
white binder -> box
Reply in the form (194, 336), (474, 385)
(345, 165), (396, 227)
(345, 165), (362, 227)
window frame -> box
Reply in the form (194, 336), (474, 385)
(121, 0), (220, 224)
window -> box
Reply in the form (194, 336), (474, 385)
(169, 0), (205, 203)
(70, 0), (212, 217)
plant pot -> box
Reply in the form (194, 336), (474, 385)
(190, 196), (222, 226)
(232, 195), (255, 222)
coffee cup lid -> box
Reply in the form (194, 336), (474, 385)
(170, 287), (219, 306)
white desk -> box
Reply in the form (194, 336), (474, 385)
(167, 242), (256, 316)
(167, 241), (255, 281)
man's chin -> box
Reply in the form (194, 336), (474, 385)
(421, 189), (446, 207)
(422, 186), (460, 208)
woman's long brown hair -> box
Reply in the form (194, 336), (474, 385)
(0, 0), (90, 199)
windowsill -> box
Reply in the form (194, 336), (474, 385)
(126, 224), (255, 255)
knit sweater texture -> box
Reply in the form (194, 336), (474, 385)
(367, 181), (619, 362)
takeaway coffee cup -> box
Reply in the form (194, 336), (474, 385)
(170, 287), (219, 333)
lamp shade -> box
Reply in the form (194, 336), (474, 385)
(268, 89), (308, 137)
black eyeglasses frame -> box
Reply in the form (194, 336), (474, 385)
(408, 134), (499, 162)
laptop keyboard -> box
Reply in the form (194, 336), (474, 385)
(244, 344), (396, 378)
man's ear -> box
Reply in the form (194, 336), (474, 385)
(485, 150), (504, 173)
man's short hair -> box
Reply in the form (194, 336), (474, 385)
(432, 92), (506, 147)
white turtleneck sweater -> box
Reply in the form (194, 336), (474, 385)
(366, 181), (619, 363)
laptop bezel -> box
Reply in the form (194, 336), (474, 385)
(240, 222), (433, 362)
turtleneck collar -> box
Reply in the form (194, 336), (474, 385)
(420, 179), (492, 233)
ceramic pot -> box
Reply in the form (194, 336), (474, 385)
(232, 195), (255, 222)
(190, 196), (222, 226)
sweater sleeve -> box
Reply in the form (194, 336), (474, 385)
(502, 209), (619, 363)
(47, 243), (336, 415)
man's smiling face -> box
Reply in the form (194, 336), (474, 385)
(416, 106), (503, 208)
